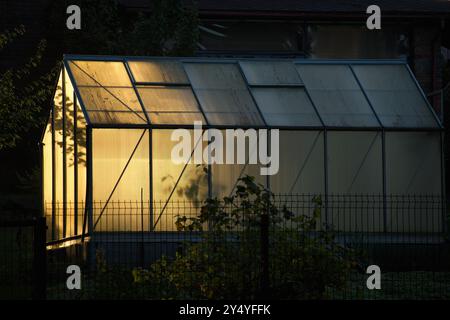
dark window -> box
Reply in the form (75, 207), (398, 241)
(307, 24), (409, 59)
(198, 20), (304, 54)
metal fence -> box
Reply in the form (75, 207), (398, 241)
(0, 216), (46, 300)
(1, 194), (449, 299)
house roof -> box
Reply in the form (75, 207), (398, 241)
(118, 0), (450, 15)
(60, 55), (441, 130)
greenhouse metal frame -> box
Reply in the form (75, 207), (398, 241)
(41, 55), (445, 245)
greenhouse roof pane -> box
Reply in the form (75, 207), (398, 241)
(251, 87), (322, 126)
(78, 86), (147, 124)
(69, 61), (132, 87)
(128, 60), (189, 84)
(296, 64), (380, 128)
(240, 61), (302, 85)
(63, 56), (439, 129)
(137, 86), (206, 124)
(184, 63), (265, 126)
(352, 64), (439, 128)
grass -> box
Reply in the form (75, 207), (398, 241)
(326, 271), (450, 300)
(44, 265), (450, 300)
(2, 225), (450, 300)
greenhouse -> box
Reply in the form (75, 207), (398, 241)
(41, 55), (444, 246)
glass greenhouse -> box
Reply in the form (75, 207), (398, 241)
(41, 55), (444, 244)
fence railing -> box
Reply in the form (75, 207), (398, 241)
(1, 194), (449, 299)
(44, 194), (446, 243)
(0, 217), (46, 300)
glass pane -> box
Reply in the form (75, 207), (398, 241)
(68, 60), (131, 87)
(211, 130), (265, 199)
(327, 131), (383, 232)
(43, 115), (53, 240)
(385, 132), (442, 232)
(270, 131), (325, 231)
(65, 70), (76, 237)
(128, 60), (189, 84)
(53, 71), (64, 240)
(328, 132), (383, 194)
(87, 110), (147, 124)
(296, 64), (379, 127)
(76, 102), (87, 236)
(199, 21), (303, 52)
(386, 132), (441, 195)
(78, 86), (147, 124)
(152, 130), (208, 231)
(92, 129), (150, 232)
(137, 86), (205, 124)
(353, 65), (438, 128)
(240, 61), (302, 85)
(251, 87), (321, 126)
(184, 63), (265, 126)
(270, 131), (324, 195)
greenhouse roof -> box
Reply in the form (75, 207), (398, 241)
(62, 55), (442, 130)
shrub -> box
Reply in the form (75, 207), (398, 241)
(134, 175), (357, 299)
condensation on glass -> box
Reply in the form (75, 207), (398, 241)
(137, 86), (205, 125)
(68, 60), (147, 124)
(128, 60), (189, 84)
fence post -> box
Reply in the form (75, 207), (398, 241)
(33, 217), (47, 300)
(260, 212), (269, 299)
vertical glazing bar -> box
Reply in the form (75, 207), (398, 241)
(51, 102), (56, 240)
(62, 67), (67, 238)
(440, 132), (446, 233)
(39, 140), (44, 218)
(324, 130), (328, 225)
(267, 130), (271, 192)
(86, 127), (94, 236)
(382, 131), (387, 233)
(207, 129), (212, 199)
(149, 128), (154, 231)
(85, 126), (95, 269)
(74, 93), (78, 236)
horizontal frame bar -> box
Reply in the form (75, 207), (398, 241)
(86, 123), (443, 132)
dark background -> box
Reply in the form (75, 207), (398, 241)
(1, 0), (449, 210)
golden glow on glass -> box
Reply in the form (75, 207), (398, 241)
(128, 60), (189, 84)
(69, 61), (132, 87)
(92, 129), (150, 232)
(153, 130), (208, 231)
(137, 86), (205, 124)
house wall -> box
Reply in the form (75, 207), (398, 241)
(411, 25), (443, 115)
